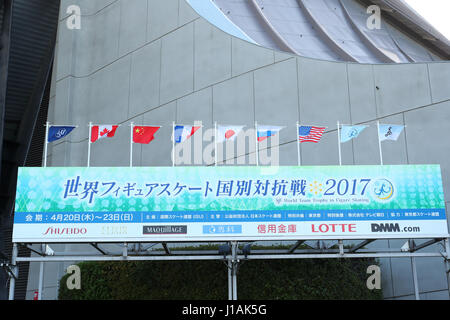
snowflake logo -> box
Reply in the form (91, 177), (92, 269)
(309, 181), (323, 195)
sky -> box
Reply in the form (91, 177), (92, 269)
(404, 0), (450, 40)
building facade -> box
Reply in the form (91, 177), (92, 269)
(26, 0), (450, 299)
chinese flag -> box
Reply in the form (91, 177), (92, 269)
(133, 126), (160, 144)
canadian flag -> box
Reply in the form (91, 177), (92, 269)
(91, 125), (118, 143)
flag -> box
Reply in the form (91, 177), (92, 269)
(91, 125), (118, 143)
(257, 125), (284, 142)
(174, 125), (200, 143)
(133, 126), (160, 144)
(379, 124), (404, 141)
(48, 126), (76, 142)
(217, 125), (244, 143)
(298, 126), (326, 143)
(340, 125), (367, 143)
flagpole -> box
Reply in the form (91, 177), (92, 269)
(296, 122), (301, 166)
(377, 121), (383, 165)
(214, 121), (218, 166)
(172, 121), (175, 167)
(43, 122), (50, 167)
(87, 122), (92, 167)
(130, 122), (134, 167)
(255, 121), (259, 166)
(337, 121), (342, 166)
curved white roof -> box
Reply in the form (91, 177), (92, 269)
(187, 0), (449, 63)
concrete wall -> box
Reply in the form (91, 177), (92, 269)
(30, 0), (450, 300)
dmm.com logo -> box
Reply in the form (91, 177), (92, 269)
(371, 223), (420, 233)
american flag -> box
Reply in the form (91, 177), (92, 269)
(298, 126), (326, 143)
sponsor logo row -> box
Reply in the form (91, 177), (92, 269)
(41, 223), (421, 237)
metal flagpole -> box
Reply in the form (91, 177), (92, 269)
(172, 121), (175, 167)
(37, 244), (45, 300)
(215, 121), (218, 166)
(8, 243), (18, 300)
(231, 242), (238, 300)
(228, 260), (232, 300)
(377, 121), (383, 165)
(337, 121), (342, 166)
(296, 122), (301, 166)
(411, 256), (420, 300)
(255, 121), (259, 166)
(43, 122), (50, 167)
(445, 238), (450, 299)
(87, 122), (92, 167)
(130, 122), (134, 167)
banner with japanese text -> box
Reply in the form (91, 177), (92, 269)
(12, 165), (449, 242)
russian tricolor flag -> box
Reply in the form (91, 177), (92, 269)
(174, 125), (201, 143)
(257, 125), (284, 142)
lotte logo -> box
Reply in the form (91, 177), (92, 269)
(311, 224), (356, 233)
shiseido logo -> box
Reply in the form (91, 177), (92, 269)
(43, 227), (87, 235)
(143, 225), (187, 235)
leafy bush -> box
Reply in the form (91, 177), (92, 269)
(59, 257), (382, 300)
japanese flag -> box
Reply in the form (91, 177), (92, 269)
(217, 125), (244, 143)
(91, 125), (118, 143)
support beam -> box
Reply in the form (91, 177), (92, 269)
(122, 243), (128, 259)
(338, 240), (344, 256)
(13, 251), (445, 263)
(8, 243), (17, 300)
(287, 240), (305, 254)
(444, 238), (450, 300)
(411, 257), (420, 300)
(409, 238), (442, 253)
(349, 239), (375, 253)
(26, 244), (45, 256)
(231, 242), (238, 300)
(227, 260), (232, 300)
(0, 0), (12, 302)
(162, 243), (171, 255)
(90, 243), (108, 255)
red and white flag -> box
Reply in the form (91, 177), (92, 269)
(133, 126), (160, 144)
(217, 125), (244, 143)
(91, 125), (118, 143)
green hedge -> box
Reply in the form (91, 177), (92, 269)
(58, 257), (383, 300)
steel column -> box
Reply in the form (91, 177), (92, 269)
(231, 242), (238, 300)
(445, 238), (450, 300)
(8, 243), (17, 300)
(411, 257), (420, 300)
(0, 0), (13, 302)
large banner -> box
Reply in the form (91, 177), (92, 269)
(13, 165), (449, 242)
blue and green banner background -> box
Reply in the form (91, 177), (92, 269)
(12, 165), (449, 242)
